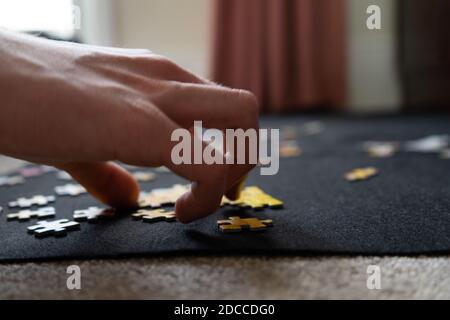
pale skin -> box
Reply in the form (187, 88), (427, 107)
(0, 30), (258, 223)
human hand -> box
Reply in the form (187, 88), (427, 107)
(0, 30), (259, 222)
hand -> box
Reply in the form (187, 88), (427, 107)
(0, 30), (259, 223)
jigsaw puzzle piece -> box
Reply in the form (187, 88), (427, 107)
(345, 167), (378, 182)
(217, 216), (273, 233)
(280, 140), (302, 158)
(27, 219), (80, 237)
(405, 135), (449, 153)
(155, 166), (171, 173)
(73, 207), (115, 222)
(362, 141), (399, 158)
(133, 171), (156, 182)
(139, 184), (189, 208)
(7, 207), (55, 221)
(243, 186), (283, 209)
(132, 209), (176, 223)
(9, 195), (56, 209)
(223, 186), (283, 210)
(55, 184), (87, 196)
(19, 166), (48, 178)
(0, 175), (25, 187)
(56, 171), (73, 181)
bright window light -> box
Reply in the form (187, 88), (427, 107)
(0, 0), (75, 38)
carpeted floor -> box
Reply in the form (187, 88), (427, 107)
(1, 255), (449, 299)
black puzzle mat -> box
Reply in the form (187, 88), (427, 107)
(1, 115), (450, 261)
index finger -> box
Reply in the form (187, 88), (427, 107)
(154, 83), (260, 198)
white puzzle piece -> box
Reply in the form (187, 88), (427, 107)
(7, 207), (55, 221)
(27, 219), (80, 238)
(9, 195), (56, 209)
(73, 207), (115, 222)
(55, 184), (87, 196)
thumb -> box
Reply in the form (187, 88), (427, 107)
(56, 161), (140, 208)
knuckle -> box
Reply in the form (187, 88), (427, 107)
(151, 55), (181, 72)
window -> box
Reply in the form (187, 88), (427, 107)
(0, 0), (75, 38)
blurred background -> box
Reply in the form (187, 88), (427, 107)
(0, 0), (449, 114)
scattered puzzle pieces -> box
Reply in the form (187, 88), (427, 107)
(55, 184), (87, 196)
(222, 186), (283, 210)
(345, 167), (378, 182)
(217, 216), (273, 233)
(7, 207), (55, 221)
(9, 195), (56, 209)
(73, 207), (115, 222)
(139, 184), (189, 208)
(0, 175), (24, 187)
(133, 171), (156, 182)
(132, 209), (176, 223)
(27, 219), (80, 238)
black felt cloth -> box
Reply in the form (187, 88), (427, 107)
(1, 115), (450, 261)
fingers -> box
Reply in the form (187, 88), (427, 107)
(56, 162), (140, 209)
(171, 162), (228, 223)
(112, 108), (228, 222)
(154, 83), (259, 129)
(225, 175), (248, 200)
(159, 119), (228, 223)
(152, 83), (259, 196)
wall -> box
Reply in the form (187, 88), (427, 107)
(115, 0), (210, 77)
(347, 0), (402, 113)
(75, 0), (119, 46)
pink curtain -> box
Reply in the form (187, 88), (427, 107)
(212, 0), (347, 112)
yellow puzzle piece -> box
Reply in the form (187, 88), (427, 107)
(222, 186), (283, 210)
(132, 209), (176, 223)
(345, 167), (378, 182)
(217, 216), (273, 233)
(139, 184), (189, 208)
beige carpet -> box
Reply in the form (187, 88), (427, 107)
(1, 256), (449, 299)
(1, 157), (449, 299)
